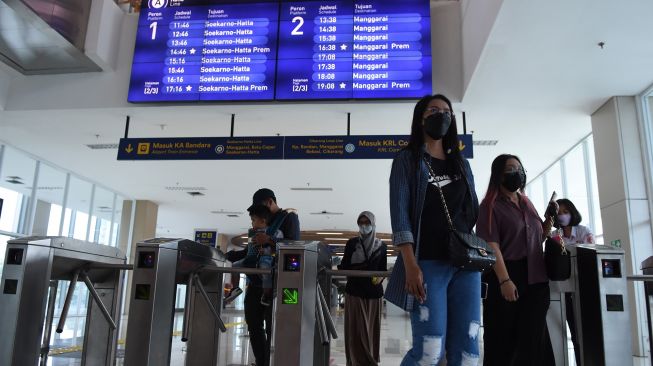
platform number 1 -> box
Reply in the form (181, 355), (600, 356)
(291, 16), (304, 35)
(150, 22), (158, 40)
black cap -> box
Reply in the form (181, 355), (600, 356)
(248, 188), (275, 211)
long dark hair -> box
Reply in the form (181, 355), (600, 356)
(405, 94), (462, 170)
(481, 154), (538, 232)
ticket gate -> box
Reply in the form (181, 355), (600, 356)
(124, 238), (228, 366)
(0, 236), (128, 366)
(271, 241), (336, 366)
(547, 244), (633, 366)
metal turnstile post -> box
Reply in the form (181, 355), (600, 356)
(124, 238), (227, 366)
(0, 236), (127, 366)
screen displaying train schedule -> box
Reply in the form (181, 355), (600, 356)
(128, 0), (431, 102)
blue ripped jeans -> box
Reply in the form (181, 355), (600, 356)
(401, 260), (481, 366)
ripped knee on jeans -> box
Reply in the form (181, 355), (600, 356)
(418, 335), (442, 366)
(460, 351), (479, 366)
(468, 321), (481, 340)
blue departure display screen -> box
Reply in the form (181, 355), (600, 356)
(128, 0), (431, 102)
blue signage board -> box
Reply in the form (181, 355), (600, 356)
(128, 0), (431, 102)
(276, 0), (431, 100)
(118, 134), (473, 160)
(285, 134), (473, 159)
(194, 229), (218, 247)
(117, 136), (284, 160)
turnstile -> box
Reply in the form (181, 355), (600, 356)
(271, 240), (335, 366)
(0, 236), (127, 366)
(124, 238), (227, 366)
(548, 244), (633, 366)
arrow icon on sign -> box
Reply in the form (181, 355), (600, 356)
(125, 144), (134, 153)
(458, 140), (466, 151)
(283, 288), (298, 304)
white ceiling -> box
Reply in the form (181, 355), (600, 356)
(1, 0), (653, 239)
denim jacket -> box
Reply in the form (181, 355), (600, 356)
(389, 147), (479, 252)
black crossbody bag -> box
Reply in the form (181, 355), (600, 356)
(424, 158), (496, 271)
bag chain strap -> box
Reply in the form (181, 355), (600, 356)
(423, 157), (455, 231)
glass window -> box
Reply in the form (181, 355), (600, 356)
(67, 177), (92, 241)
(528, 177), (546, 216)
(0, 146), (36, 234)
(91, 187), (115, 245)
(111, 196), (128, 247)
(32, 164), (67, 236)
(545, 162), (564, 200)
(563, 145), (592, 233)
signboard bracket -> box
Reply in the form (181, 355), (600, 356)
(124, 116), (130, 139)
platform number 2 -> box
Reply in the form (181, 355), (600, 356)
(291, 17), (304, 35)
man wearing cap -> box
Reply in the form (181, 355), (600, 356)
(225, 188), (300, 366)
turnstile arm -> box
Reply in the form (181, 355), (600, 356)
(193, 274), (227, 332)
(181, 273), (195, 342)
(80, 271), (118, 330)
(315, 293), (330, 346)
(56, 269), (80, 333)
(316, 283), (338, 339)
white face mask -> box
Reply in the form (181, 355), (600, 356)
(359, 224), (373, 235)
(558, 213), (571, 227)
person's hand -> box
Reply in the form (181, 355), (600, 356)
(500, 280), (519, 302)
(254, 232), (271, 246)
(545, 201), (559, 218)
(404, 263), (426, 304)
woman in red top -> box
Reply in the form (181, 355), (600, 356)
(476, 154), (555, 366)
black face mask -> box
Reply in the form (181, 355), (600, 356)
(423, 112), (452, 140)
(502, 171), (525, 192)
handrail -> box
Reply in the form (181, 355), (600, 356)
(627, 275), (653, 281)
(200, 266), (272, 276)
(324, 269), (391, 278)
(87, 264), (134, 271)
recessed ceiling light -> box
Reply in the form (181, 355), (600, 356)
(310, 210), (343, 215)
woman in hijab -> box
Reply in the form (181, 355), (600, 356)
(338, 211), (388, 366)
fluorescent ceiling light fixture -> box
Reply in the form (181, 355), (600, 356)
(290, 187), (333, 191)
(316, 232), (343, 235)
(325, 238), (348, 241)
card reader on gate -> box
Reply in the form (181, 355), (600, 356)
(284, 254), (301, 272)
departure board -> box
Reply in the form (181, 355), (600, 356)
(128, 0), (431, 102)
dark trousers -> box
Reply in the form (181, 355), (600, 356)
(244, 285), (273, 366)
(566, 293), (581, 365)
(482, 259), (550, 366)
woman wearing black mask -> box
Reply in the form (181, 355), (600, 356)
(476, 154), (555, 366)
(386, 94), (481, 366)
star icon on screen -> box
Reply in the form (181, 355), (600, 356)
(190, 48), (196, 54)
(340, 44), (348, 51)
(186, 85), (193, 91)
(340, 82), (346, 89)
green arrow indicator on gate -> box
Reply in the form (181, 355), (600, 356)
(282, 288), (299, 304)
